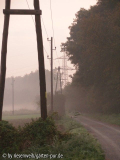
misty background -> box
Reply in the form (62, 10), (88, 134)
(0, 0), (97, 112)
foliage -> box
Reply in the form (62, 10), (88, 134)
(0, 121), (19, 154)
(63, 0), (120, 114)
(22, 116), (105, 160)
(18, 117), (62, 151)
(97, 0), (120, 9)
(0, 116), (105, 160)
(0, 117), (64, 155)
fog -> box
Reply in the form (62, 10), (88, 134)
(3, 70), (53, 112)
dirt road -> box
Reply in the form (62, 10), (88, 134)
(74, 116), (120, 160)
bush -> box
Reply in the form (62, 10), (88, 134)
(18, 117), (63, 150)
(21, 116), (104, 160)
(0, 117), (66, 155)
(0, 120), (19, 154)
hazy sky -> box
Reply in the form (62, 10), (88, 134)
(0, 0), (97, 78)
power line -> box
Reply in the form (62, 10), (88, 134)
(25, 0), (50, 61)
(25, 0), (35, 24)
(26, 0), (57, 69)
(50, 0), (55, 45)
(26, 0), (49, 39)
(41, 17), (49, 39)
(49, 0), (60, 66)
(25, 0), (60, 71)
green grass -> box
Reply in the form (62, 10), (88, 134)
(3, 114), (40, 120)
(0, 115), (105, 160)
(22, 116), (105, 160)
(84, 113), (120, 126)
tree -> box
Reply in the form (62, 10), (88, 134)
(63, 1), (120, 113)
(97, 0), (120, 8)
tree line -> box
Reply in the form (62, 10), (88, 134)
(63, 0), (120, 114)
(4, 70), (56, 109)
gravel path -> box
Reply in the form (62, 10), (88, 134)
(74, 116), (120, 160)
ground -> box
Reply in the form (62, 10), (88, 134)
(74, 115), (120, 160)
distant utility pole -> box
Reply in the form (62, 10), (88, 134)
(47, 37), (56, 112)
(56, 47), (68, 87)
(59, 67), (62, 94)
(0, 0), (47, 121)
(56, 45), (76, 88)
(55, 66), (62, 94)
(11, 77), (15, 115)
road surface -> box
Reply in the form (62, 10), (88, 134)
(74, 116), (120, 160)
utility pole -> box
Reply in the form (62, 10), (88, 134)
(34, 0), (47, 120)
(0, 0), (47, 121)
(55, 68), (59, 94)
(11, 77), (15, 115)
(0, 0), (11, 121)
(51, 37), (53, 112)
(47, 37), (56, 112)
(59, 67), (62, 94)
(56, 45), (76, 88)
(56, 50), (68, 87)
(55, 66), (62, 94)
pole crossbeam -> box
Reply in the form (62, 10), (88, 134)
(3, 9), (42, 15)
(0, 0), (47, 121)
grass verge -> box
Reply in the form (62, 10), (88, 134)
(0, 115), (105, 160)
(3, 114), (40, 120)
(23, 116), (105, 160)
(84, 113), (120, 126)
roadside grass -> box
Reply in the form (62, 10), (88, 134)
(2, 114), (40, 120)
(22, 116), (105, 160)
(53, 116), (105, 160)
(84, 113), (120, 126)
(3, 109), (39, 116)
(0, 115), (105, 160)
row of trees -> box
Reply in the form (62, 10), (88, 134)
(4, 70), (55, 108)
(63, 0), (120, 113)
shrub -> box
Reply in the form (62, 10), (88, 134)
(18, 117), (63, 150)
(0, 120), (19, 154)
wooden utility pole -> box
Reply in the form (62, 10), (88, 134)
(47, 37), (55, 112)
(51, 37), (53, 112)
(0, 0), (11, 121)
(11, 77), (15, 115)
(34, 0), (47, 120)
(0, 0), (47, 121)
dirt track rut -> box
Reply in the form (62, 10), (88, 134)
(74, 116), (120, 160)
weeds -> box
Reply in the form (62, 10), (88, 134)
(0, 115), (105, 160)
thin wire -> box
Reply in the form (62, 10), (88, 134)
(25, 0), (51, 69)
(26, 0), (35, 24)
(26, 0), (49, 40)
(41, 17), (49, 39)
(50, 0), (55, 45)
(26, 0), (56, 70)
(49, 0), (60, 66)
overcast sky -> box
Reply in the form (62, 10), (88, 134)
(0, 0), (97, 78)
